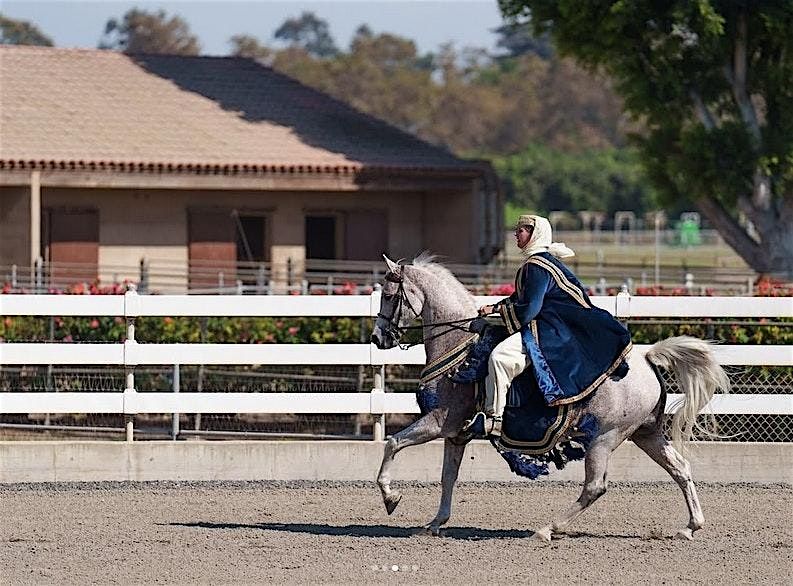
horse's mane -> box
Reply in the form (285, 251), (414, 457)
(410, 252), (475, 303)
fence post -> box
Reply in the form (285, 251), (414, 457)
(598, 277), (607, 295)
(685, 272), (694, 293)
(194, 317), (207, 432)
(615, 286), (630, 322)
(372, 365), (386, 441)
(44, 316), (54, 427)
(123, 285), (138, 442)
(33, 256), (43, 292)
(171, 364), (180, 440)
(257, 263), (266, 294)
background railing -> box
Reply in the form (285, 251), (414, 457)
(4, 227), (781, 296)
(1, 291), (790, 442)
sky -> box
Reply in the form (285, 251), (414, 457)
(1, 0), (507, 56)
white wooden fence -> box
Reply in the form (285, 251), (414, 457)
(0, 291), (791, 441)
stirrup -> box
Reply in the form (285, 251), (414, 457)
(487, 415), (502, 437)
(462, 412), (501, 438)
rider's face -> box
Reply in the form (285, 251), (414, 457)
(515, 225), (533, 249)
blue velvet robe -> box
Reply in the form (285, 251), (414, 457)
(494, 252), (632, 406)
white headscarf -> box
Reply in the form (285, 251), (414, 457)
(517, 214), (575, 259)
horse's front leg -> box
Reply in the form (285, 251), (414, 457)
(423, 438), (466, 536)
(377, 412), (443, 515)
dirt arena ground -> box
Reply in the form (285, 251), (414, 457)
(1, 480), (790, 585)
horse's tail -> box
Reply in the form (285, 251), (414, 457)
(644, 336), (730, 456)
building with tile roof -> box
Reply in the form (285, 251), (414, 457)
(0, 46), (502, 290)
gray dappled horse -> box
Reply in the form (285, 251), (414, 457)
(370, 254), (729, 542)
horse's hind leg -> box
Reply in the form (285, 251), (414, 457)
(377, 413), (442, 515)
(534, 429), (622, 543)
(423, 439), (466, 536)
(631, 430), (704, 540)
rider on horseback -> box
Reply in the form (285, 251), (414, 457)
(458, 214), (632, 437)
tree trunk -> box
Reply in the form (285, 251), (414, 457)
(695, 195), (793, 277)
(764, 224), (793, 277)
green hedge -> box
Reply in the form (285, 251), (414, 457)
(1, 315), (789, 345)
(0, 316), (364, 344)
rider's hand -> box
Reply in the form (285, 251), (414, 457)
(478, 304), (494, 316)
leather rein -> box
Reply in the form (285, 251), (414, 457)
(377, 271), (477, 349)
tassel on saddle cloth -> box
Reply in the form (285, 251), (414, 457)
(416, 334), (477, 415)
(419, 334), (478, 386)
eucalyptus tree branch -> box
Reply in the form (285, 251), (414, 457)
(688, 89), (717, 130)
(695, 196), (767, 271)
(728, 11), (762, 143)
(726, 11), (773, 211)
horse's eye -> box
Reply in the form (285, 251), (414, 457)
(383, 293), (394, 301)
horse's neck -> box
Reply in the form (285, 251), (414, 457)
(420, 282), (477, 361)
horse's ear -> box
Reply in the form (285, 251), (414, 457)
(383, 254), (400, 274)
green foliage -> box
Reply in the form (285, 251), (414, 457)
(0, 13), (53, 46)
(627, 318), (792, 346)
(498, 0), (793, 272)
(99, 8), (200, 55)
(2, 315), (788, 347)
(227, 16), (626, 156)
(229, 34), (271, 60)
(494, 143), (659, 216)
(0, 315), (364, 345)
(274, 11), (338, 58)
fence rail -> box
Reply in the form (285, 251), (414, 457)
(2, 251), (767, 296)
(1, 291), (791, 442)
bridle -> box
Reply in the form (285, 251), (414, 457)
(377, 270), (477, 349)
(376, 271), (421, 346)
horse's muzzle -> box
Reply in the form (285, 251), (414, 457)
(371, 330), (396, 349)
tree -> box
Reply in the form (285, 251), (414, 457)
(229, 34), (272, 61)
(0, 14), (53, 46)
(499, 1), (793, 274)
(99, 8), (200, 55)
(494, 143), (658, 217)
(274, 12), (338, 58)
(494, 22), (552, 59)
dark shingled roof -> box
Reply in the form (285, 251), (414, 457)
(0, 46), (480, 176)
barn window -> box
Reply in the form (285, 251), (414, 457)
(305, 215), (337, 259)
(235, 214), (268, 263)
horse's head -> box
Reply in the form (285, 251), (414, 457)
(371, 255), (425, 349)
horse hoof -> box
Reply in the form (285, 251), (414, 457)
(675, 528), (694, 541)
(532, 527), (552, 543)
(384, 494), (402, 515)
(421, 525), (443, 537)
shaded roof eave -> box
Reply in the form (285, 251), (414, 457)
(0, 158), (485, 179)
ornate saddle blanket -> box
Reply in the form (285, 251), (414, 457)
(445, 323), (603, 477)
(499, 369), (580, 454)
(493, 374), (600, 479)
(448, 323), (583, 453)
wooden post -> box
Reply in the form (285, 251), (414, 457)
(373, 365), (386, 441)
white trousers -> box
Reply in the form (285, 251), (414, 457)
(484, 331), (529, 417)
